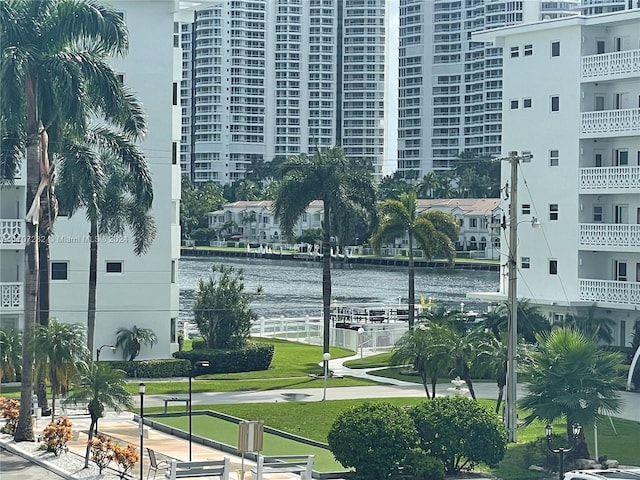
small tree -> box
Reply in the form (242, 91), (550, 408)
(115, 326), (158, 361)
(409, 396), (507, 474)
(193, 265), (257, 349)
(327, 402), (419, 480)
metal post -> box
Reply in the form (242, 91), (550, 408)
(138, 383), (145, 480)
(545, 424), (581, 480)
(188, 372), (193, 461)
(322, 352), (331, 401)
(96, 344), (115, 362)
(358, 328), (364, 359)
(506, 152), (519, 444)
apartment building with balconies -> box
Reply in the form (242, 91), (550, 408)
(0, 0), (184, 359)
(475, 8), (640, 346)
(180, 0), (391, 186)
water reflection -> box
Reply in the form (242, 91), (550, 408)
(179, 257), (499, 323)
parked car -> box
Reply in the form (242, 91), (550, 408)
(564, 470), (640, 480)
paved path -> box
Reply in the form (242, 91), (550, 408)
(0, 450), (65, 480)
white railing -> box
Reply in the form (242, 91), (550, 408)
(0, 282), (22, 309)
(580, 166), (640, 191)
(579, 223), (640, 248)
(0, 220), (25, 244)
(581, 108), (640, 137)
(579, 278), (640, 305)
(582, 49), (640, 79)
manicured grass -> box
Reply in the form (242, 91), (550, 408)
(154, 414), (344, 473)
(343, 351), (393, 368)
(152, 398), (640, 480)
(124, 338), (378, 395)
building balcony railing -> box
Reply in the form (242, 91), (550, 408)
(579, 223), (640, 249)
(0, 219), (24, 245)
(579, 166), (640, 192)
(581, 49), (640, 80)
(579, 278), (640, 305)
(580, 108), (640, 138)
(0, 282), (22, 309)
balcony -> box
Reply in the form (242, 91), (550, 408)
(0, 220), (25, 246)
(0, 282), (22, 310)
(579, 223), (640, 250)
(579, 166), (640, 193)
(581, 49), (640, 81)
(580, 108), (640, 138)
(579, 278), (640, 306)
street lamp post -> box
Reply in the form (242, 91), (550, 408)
(322, 352), (331, 401)
(357, 328), (365, 359)
(545, 424), (582, 480)
(138, 383), (145, 480)
(460, 302), (465, 314)
(96, 344), (116, 362)
(188, 360), (209, 461)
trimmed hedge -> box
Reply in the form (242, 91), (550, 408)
(106, 359), (191, 378)
(172, 342), (274, 373)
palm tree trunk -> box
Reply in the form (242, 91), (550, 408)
(321, 206), (331, 355)
(15, 77), (39, 443)
(87, 219), (98, 355)
(419, 370), (431, 398)
(51, 392), (56, 422)
(85, 419), (97, 468)
(408, 234), (415, 328)
(37, 229), (51, 413)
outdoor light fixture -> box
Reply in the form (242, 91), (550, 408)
(545, 423), (582, 480)
(138, 383), (146, 480)
(96, 344), (116, 362)
(189, 361), (210, 461)
(322, 352), (331, 401)
(357, 327), (365, 359)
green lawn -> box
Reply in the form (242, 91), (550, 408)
(148, 398), (640, 480)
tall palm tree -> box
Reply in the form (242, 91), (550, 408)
(65, 362), (132, 467)
(274, 146), (376, 355)
(1, 0), (141, 442)
(115, 325), (158, 361)
(0, 329), (21, 382)
(33, 319), (88, 420)
(57, 132), (154, 355)
(519, 327), (624, 459)
(371, 190), (458, 327)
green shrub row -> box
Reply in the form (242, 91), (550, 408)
(172, 342), (274, 373)
(106, 359), (191, 378)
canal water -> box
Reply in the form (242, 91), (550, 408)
(178, 256), (500, 323)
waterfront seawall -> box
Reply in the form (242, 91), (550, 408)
(180, 248), (499, 272)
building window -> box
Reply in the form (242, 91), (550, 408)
(522, 204), (531, 215)
(524, 44), (533, 56)
(171, 317), (177, 342)
(549, 149), (559, 166)
(510, 46), (519, 58)
(521, 257), (530, 269)
(173, 82), (178, 106)
(549, 204), (559, 221)
(106, 261), (123, 274)
(551, 96), (560, 112)
(171, 260), (176, 283)
(615, 260), (627, 281)
(523, 98), (532, 108)
(549, 259), (558, 275)
(593, 205), (604, 222)
(551, 41), (560, 57)
(469, 218), (478, 228)
(172, 142), (177, 165)
(51, 262), (69, 281)
(510, 99), (519, 109)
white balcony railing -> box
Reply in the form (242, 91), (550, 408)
(579, 223), (640, 248)
(580, 108), (640, 137)
(0, 282), (22, 309)
(579, 278), (640, 305)
(0, 220), (25, 244)
(579, 166), (640, 191)
(582, 49), (640, 79)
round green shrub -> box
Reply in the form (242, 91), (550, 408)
(404, 448), (445, 480)
(327, 402), (419, 480)
(409, 396), (507, 474)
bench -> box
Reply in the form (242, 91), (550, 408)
(165, 459), (230, 480)
(163, 397), (190, 414)
(251, 455), (314, 480)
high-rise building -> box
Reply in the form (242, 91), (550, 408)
(0, 0), (183, 359)
(396, 0), (579, 178)
(474, 6), (640, 347)
(179, 0), (391, 186)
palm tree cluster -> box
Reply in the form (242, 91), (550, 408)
(1, 0), (149, 442)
